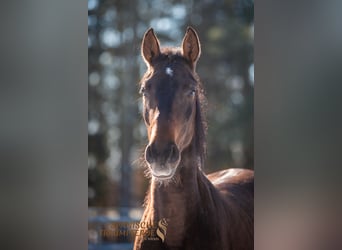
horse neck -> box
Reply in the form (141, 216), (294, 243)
(149, 143), (202, 214)
(147, 142), (205, 244)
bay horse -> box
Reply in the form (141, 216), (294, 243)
(134, 27), (254, 250)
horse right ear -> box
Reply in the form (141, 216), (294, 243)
(181, 27), (201, 68)
(141, 28), (161, 65)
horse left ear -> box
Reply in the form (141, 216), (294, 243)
(181, 27), (201, 68)
(141, 28), (161, 66)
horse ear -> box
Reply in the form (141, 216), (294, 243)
(141, 28), (161, 65)
(181, 27), (201, 67)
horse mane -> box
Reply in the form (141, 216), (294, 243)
(193, 74), (207, 168)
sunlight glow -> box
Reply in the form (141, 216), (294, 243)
(89, 71), (100, 86)
(88, 0), (98, 11)
(171, 4), (186, 19)
(100, 28), (121, 48)
(88, 119), (100, 135)
(249, 64), (254, 85)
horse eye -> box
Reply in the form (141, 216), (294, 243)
(140, 87), (146, 96)
(188, 89), (196, 97)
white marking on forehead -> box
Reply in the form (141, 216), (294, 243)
(165, 67), (173, 77)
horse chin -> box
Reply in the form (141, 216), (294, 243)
(149, 162), (179, 181)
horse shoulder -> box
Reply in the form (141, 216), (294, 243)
(206, 168), (254, 249)
(206, 168), (254, 212)
(207, 168), (254, 209)
(207, 168), (253, 189)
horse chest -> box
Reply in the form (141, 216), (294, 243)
(154, 192), (188, 246)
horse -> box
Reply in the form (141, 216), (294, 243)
(133, 27), (254, 250)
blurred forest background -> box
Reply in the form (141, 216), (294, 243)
(88, 0), (254, 210)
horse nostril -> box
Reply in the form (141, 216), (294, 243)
(146, 142), (179, 165)
(145, 145), (154, 164)
(168, 144), (180, 163)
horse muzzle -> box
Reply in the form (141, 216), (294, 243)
(145, 142), (180, 179)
